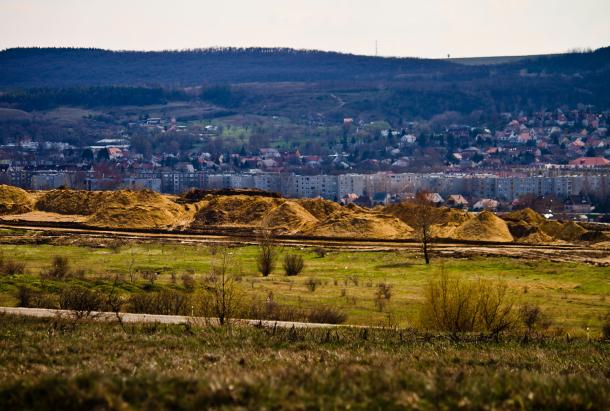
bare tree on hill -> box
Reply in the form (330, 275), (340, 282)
(408, 191), (441, 265)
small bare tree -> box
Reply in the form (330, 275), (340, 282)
(408, 191), (441, 265)
(203, 247), (241, 325)
(256, 231), (277, 277)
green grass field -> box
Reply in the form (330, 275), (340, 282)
(0, 316), (608, 410)
(1, 242), (608, 333)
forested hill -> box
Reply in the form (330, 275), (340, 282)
(1, 47), (609, 119)
(1, 46), (608, 88)
(0, 47), (461, 87)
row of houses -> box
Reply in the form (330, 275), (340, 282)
(5, 166), (608, 207)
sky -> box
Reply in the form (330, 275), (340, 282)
(1, 0), (609, 58)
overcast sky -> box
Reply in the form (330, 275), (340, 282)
(1, 0), (609, 58)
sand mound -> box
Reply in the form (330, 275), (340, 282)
(298, 198), (344, 220)
(36, 188), (190, 229)
(0, 185), (35, 215)
(451, 211), (513, 243)
(263, 202), (318, 234)
(540, 221), (588, 242)
(36, 189), (107, 215)
(191, 195), (319, 234)
(191, 194), (413, 238)
(384, 204), (471, 227)
(307, 211), (413, 239)
(87, 190), (191, 229)
(503, 208), (546, 225)
(518, 231), (557, 244)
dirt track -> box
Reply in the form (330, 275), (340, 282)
(0, 307), (345, 329)
(1, 223), (609, 266)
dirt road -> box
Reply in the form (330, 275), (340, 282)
(0, 307), (344, 328)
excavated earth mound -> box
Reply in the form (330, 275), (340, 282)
(0, 185), (34, 215)
(36, 188), (191, 229)
(0, 185), (602, 244)
(451, 211), (514, 243)
(191, 195), (318, 234)
(304, 207), (413, 239)
(503, 208), (547, 225)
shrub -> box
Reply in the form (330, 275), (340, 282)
(419, 273), (515, 339)
(305, 278), (321, 292)
(16, 286), (37, 308)
(128, 290), (191, 316)
(376, 282), (392, 300)
(243, 298), (347, 324)
(256, 235), (277, 277)
(313, 247), (327, 258)
(16, 286), (56, 308)
(602, 313), (610, 341)
(42, 256), (71, 280)
(59, 286), (104, 319)
(518, 304), (552, 334)
(181, 273), (196, 291)
(140, 270), (158, 285)
(307, 306), (347, 324)
(283, 254), (304, 276)
(3, 259), (26, 276)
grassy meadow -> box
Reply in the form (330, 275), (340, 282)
(0, 316), (608, 410)
(0, 241), (608, 333)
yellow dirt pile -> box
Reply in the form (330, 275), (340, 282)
(304, 205), (413, 239)
(36, 188), (191, 229)
(500, 208), (596, 244)
(190, 195), (412, 238)
(503, 208), (546, 225)
(384, 204), (512, 242)
(191, 195), (317, 234)
(451, 211), (514, 243)
(0, 185), (34, 215)
(540, 221), (588, 242)
(0, 184), (603, 243)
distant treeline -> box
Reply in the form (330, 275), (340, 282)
(0, 47), (456, 87)
(0, 47), (609, 119)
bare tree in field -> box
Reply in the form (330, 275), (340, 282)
(203, 246), (241, 326)
(256, 230), (277, 277)
(409, 191), (440, 265)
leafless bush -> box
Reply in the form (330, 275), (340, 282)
(283, 254), (304, 276)
(200, 247), (242, 325)
(16, 286), (35, 307)
(2, 259), (26, 276)
(345, 275), (359, 286)
(313, 247), (327, 258)
(140, 270), (159, 285)
(519, 304), (552, 336)
(601, 312), (610, 341)
(181, 272), (196, 291)
(376, 282), (393, 300)
(256, 232), (277, 277)
(59, 286), (104, 319)
(374, 296), (387, 312)
(307, 306), (347, 324)
(41, 256), (71, 280)
(128, 290), (191, 316)
(107, 239), (125, 253)
(419, 273), (516, 340)
(305, 278), (321, 292)
(244, 298), (347, 324)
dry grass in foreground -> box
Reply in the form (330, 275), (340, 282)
(0, 315), (608, 410)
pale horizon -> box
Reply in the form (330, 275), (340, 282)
(1, 0), (610, 58)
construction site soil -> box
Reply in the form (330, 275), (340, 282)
(0, 185), (608, 246)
